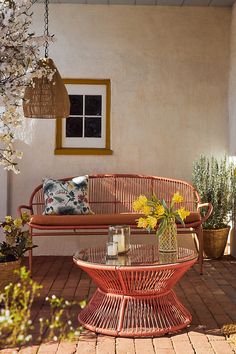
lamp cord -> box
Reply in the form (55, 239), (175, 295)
(44, 0), (49, 58)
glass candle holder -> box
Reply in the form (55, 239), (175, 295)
(106, 241), (118, 259)
(108, 225), (130, 254)
(106, 258), (117, 265)
(117, 255), (131, 266)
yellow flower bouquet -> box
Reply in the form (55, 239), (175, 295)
(133, 192), (190, 252)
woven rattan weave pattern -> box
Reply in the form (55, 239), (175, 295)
(73, 245), (198, 337)
(19, 174), (213, 274)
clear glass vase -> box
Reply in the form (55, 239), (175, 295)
(158, 219), (178, 253)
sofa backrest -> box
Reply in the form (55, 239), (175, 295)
(29, 174), (200, 215)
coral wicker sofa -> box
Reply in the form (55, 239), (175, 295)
(18, 174), (212, 274)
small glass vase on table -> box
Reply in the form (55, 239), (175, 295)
(133, 192), (190, 255)
(158, 217), (178, 253)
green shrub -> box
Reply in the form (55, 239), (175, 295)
(192, 155), (236, 229)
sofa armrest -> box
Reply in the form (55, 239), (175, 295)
(197, 202), (213, 223)
(18, 205), (33, 217)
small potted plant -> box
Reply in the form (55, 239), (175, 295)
(0, 212), (36, 290)
(192, 155), (236, 258)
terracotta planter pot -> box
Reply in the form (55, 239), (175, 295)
(203, 226), (230, 259)
(0, 259), (21, 292)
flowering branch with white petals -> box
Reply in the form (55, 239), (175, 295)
(0, 0), (53, 173)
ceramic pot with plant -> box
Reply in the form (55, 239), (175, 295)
(0, 212), (37, 290)
(133, 192), (190, 252)
(192, 155), (236, 258)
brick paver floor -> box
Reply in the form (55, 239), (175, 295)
(1, 256), (236, 354)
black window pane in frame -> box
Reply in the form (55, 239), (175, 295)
(85, 95), (102, 116)
(85, 117), (101, 138)
(69, 95), (83, 115)
(66, 116), (83, 137)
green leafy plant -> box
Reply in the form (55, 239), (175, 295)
(0, 213), (37, 262)
(0, 267), (85, 348)
(192, 155), (236, 229)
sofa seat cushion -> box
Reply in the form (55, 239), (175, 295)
(30, 212), (200, 227)
(30, 213), (143, 226)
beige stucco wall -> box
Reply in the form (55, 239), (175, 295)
(10, 5), (231, 255)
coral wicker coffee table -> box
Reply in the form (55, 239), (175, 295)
(73, 244), (198, 337)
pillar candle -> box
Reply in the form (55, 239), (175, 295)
(113, 234), (125, 253)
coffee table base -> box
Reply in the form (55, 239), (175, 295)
(78, 288), (192, 337)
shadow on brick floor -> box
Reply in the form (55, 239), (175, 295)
(1, 256), (236, 354)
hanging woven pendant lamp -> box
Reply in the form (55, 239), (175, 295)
(23, 0), (70, 119)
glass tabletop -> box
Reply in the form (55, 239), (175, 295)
(73, 244), (198, 267)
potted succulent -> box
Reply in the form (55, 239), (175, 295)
(0, 212), (37, 290)
(192, 155), (236, 258)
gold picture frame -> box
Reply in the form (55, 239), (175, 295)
(55, 78), (112, 155)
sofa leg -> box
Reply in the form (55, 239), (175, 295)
(196, 226), (204, 275)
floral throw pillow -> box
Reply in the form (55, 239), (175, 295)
(43, 176), (92, 215)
